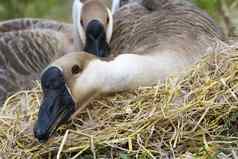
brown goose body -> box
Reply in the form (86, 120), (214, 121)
(0, 18), (74, 105)
(110, 0), (226, 58)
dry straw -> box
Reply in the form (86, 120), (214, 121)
(0, 45), (238, 158)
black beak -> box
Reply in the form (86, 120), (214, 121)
(83, 20), (110, 57)
(34, 67), (75, 142)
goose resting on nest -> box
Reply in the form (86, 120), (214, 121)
(0, 0), (113, 105)
(34, 0), (227, 141)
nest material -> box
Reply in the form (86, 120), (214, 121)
(0, 46), (238, 159)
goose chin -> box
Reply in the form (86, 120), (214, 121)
(84, 38), (110, 57)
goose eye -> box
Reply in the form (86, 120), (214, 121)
(71, 65), (82, 74)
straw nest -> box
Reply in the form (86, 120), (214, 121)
(1, 44), (238, 159)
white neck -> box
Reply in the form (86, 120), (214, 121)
(72, 0), (84, 50)
(83, 52), (188, 94)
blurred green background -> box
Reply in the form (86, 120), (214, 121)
(0, 0), (237, 35)
(0, 0), (72, 21)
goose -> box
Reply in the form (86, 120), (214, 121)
(34, 0), (227, 141)
(73, 0), (113, 56)
(0, 0), (113, 105)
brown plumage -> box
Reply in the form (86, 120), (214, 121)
(110, 0), (226, 57)
(0, 18), (74, 105)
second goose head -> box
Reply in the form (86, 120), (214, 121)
(73, 0), (113, 57)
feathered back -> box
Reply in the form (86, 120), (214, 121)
(0, 18), (74, 105)
(111, 0), (226, 56)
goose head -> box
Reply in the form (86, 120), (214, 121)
(34, 52), (101, 142)
(73, 0), (113, 57)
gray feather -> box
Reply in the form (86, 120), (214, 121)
(111, 0), (226, 56)
(0, 18), (74, 105)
